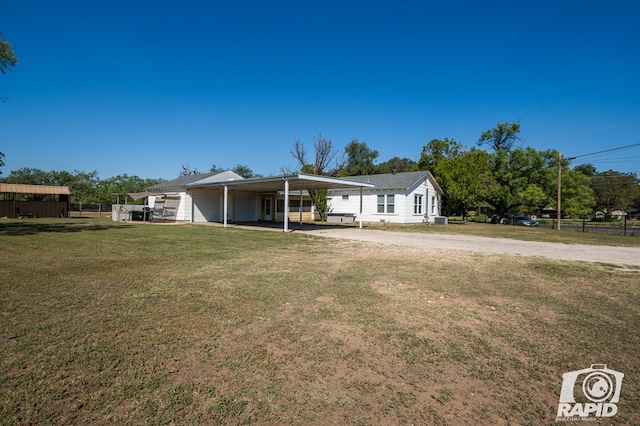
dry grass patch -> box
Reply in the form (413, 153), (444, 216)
(1, 219), (639, 425)
(369, 220), (640, 247)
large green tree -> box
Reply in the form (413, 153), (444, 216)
(339, 139), (379, 177)
(231, 164), (257, 178)
(485, 147), (594, 217)
(435, 150), (495, 217)
(377, 156), (415, 174)
(589, 170), (639, 214)
(416, 138), (463, 172)
(477, 121), (521, 152)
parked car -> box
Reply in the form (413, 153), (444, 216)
(502, 215), (539, 226)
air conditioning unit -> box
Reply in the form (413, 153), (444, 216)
(434, 216), (448, 225)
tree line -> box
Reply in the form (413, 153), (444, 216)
(291, 124), (640, 219)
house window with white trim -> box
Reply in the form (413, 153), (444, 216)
(431, 196), (436, 215)
(414, 195), (423, 214)
(377, 194), (395, 213)
(342, 194), (349, 200)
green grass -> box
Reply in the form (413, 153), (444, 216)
(1, 219), (639, 424)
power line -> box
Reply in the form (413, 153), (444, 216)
(570, 142), (640, 159)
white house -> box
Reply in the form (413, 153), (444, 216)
(141, 170), (443, 228)
(146, 171), (244, 222)
(327, 171), (444, 224)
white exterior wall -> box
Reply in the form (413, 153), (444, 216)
(328, 178), (441, 224)
(178, 193), (192, 222)
(192, 191), (222, 223)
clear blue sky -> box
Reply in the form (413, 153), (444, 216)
(2, 0), (639, 180)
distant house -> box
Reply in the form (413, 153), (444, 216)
(327, 171), (444, 224)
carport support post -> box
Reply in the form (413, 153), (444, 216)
(359, 186), (363, 229)
(299, 191), (303, 225)
(283, 179), (289, 232)
(223, 185), (228, 227)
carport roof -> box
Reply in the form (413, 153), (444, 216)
(188, 173), (375, 192)
(0, 183), (71, 195)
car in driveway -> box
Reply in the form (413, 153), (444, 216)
(502, 215), (539, 226)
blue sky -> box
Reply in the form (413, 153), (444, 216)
(1, 1), (639, 180)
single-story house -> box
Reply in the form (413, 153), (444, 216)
(143, 171), (376, 230)
(327, 171), (444, 224)
(138, 170), (443, 229)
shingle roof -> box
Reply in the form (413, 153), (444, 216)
(332, 171), (443, 194)
(0, 183), (71, 195)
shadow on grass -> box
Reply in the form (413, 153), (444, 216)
(0, 220), (128, 236)
(233, 221), (360, 232)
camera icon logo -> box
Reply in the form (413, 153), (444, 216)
(557, 364), (624, 419)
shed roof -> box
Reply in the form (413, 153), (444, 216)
(0, 183), (71, 195)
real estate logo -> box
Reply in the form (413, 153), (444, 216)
(556, 364), (624, 421)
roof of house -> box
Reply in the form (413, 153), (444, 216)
(147, 171), (244, 192)
(331, 171), (444, 195)
(0, 183), (71, 195)
(188, 173), (375, 192)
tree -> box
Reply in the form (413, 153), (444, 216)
(416, 138), (463, 172)
(0, 151), (4, 175)
(589, 170), (639, 215)
(0, 32), (17, 74)
(338, 139), (379, 176)
(210, 164), (225, 174)
(290, 133), (339, 175)
(290, 133), (339, 221)
(435, 150), (495, 218)
(377, 156), (416, 174)
(477, 121), (521, 152)
(562, 168), (596, 217)
(231, 164), (255, 178)
(179, 164), (200, 176)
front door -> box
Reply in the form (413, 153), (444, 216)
(262, 198), (272, 221)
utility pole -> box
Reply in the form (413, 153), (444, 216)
(557, 152), (562, 230)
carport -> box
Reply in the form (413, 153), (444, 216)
(188, 173), (375, 232)
(0, 183), (71, 218)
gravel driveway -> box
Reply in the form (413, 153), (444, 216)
(302, 228), (640, 267)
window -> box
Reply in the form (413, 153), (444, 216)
(377, 195), (385, 213)
(431, 196), (436, 214)
(414, 195), (423, 214)
(342, 194), (349, 200)
(377, 194), (395, 214)
(277, 199), (313, 212)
